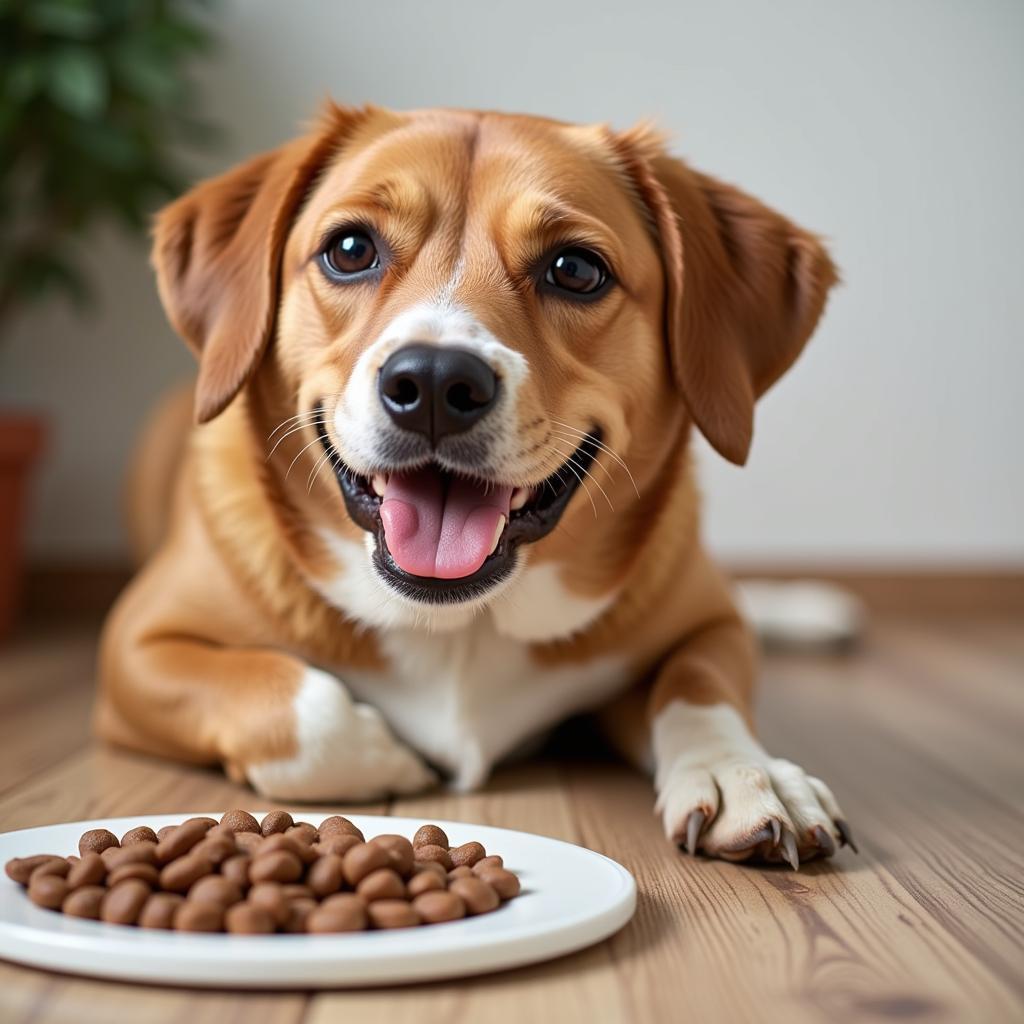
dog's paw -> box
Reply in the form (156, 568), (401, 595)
(241, 668), (437, 801)
(657, 756), (853, 867)
(653, 704), (854, 868)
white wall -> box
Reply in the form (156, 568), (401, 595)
(2, 0), (1022, 565)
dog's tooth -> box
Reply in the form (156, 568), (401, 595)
(489, 516), (506, 555)
(510, 487), (529, 511)
(372, 474), (387, 497)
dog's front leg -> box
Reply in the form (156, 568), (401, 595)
(647, 616), (852, 867)
(95, 635), (436, 802)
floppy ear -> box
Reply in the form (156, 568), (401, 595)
(152, 106), (363, 423)
(613, 130), (838, 465)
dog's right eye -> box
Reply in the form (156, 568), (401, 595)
(320, 229), (379, 278)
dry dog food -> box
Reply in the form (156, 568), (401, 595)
(5, 813), (521, 934)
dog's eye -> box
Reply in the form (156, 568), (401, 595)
(545, 248), (609, 297)
(321, 229), (379, 277)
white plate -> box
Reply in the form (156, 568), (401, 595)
(0, 813), (635, 987)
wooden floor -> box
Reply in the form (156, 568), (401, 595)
(0, 611), (1021, 1023)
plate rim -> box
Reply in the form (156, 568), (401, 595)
(0, 812), (637, 988)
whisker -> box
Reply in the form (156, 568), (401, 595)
(548, 419), (641, 499)
(539, 443), (598, 518)
(267, 418), (329, 460)
(267, 408), (323, 442)
(307, 445), (336, 493)
(545, 440), (614, 512)
(285, 435), (327, 480)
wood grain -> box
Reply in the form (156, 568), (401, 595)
(0, 611), (1021, 1022)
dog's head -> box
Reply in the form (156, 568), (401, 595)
(153, 104), (836, 632)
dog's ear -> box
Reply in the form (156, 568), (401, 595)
(613, 128), (838, 465)
(152, 105), (365, 423)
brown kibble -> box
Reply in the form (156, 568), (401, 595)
(342, 842), (391, 886)
(413, 859), (448, 880)
(249, 849), (302, 884)
(450, 876), (500, 915)
(371, 834), (415, 877)
(475, 866), (521, 900)
(448, 865), (474, 881)
(286, 822), (318, 847)
(259, 833), (302, 857)
(155, 821), (208, 863)
(260, 810), (294, 836)
(29, 858), (70, 881)
(159, 852), (213, 893)
(121, 825), (158, 847)
(62, 885), (105, 919)
(280, 883), (314, 901)
(66, 852), (106, 889)
(314, 833), (362, 858)
(234, 831), (264, 854)
(101, 879), (150, 924)
(28, 873), (69, 909)
(247, 882), (290, 926)
(191, 834), (236, 866)
(473, 855), (504, 872)
(156, 825), (176, 842)
(407, 870), (445, 897)
(188, 874), (243, 907)
(107, 861), (160, 887)
(306, 853), (345, 898)
(307, 894), (366, 933)
(356, 867), (405, 903)
(412, 824), (449, 850)
(219, 809), (261, 834)
(413, 844), (453, 871)
(220, 854), (251, 891)
(368, 899), (421, 929)
(283, 897), (317, 933)
(5, 854), (65, 886)
(318, 816), (364, 841)
(105, 841), (158, 869)
(182, 816), (218, 832)
(174, 900), (223, 932)
(78, 828), (119, 857)
(450, 841), (486, 868)
(225, 902), (276, 934)
(413, 889), (466, 924)
(138, 892), (184, 929)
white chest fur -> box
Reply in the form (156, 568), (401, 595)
(314, 532), (628, 789)
(343, 618), (627, 789)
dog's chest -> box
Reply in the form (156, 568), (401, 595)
(342, 619), (628, 789)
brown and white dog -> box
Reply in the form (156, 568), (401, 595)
(95, 103), (850, 867)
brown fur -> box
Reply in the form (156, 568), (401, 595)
(96, 103), (835, 798)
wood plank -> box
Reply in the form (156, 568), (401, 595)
(759, 674), (1023, 1014)
(0, 962), (306, 1024)
(0, 624), (96, 794)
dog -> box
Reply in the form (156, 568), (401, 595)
(95, 102), (850, 867)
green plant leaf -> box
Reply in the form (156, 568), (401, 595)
(24, 1), (101, 39)
(48, 46), (108, 118)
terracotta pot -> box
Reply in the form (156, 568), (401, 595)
(0, 412), (47, 639)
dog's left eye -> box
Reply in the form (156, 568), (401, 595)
(545, 247), (609, 297)
(321, 229), (379, 278)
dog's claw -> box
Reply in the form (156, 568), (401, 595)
(770, 817), (781, 846)
(836, 818), (858, 854)
(812, 825), (836, 857)
(685, 810), (706, 856)
(780, 830), (800, 870)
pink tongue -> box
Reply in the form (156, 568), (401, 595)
(379, 469), (513, 579)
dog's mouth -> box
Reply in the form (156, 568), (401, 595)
(314, 420), (600, 604)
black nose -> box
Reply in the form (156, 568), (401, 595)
(378, 344), (498, 444)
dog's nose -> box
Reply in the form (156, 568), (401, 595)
(378, 344), (498, 444)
